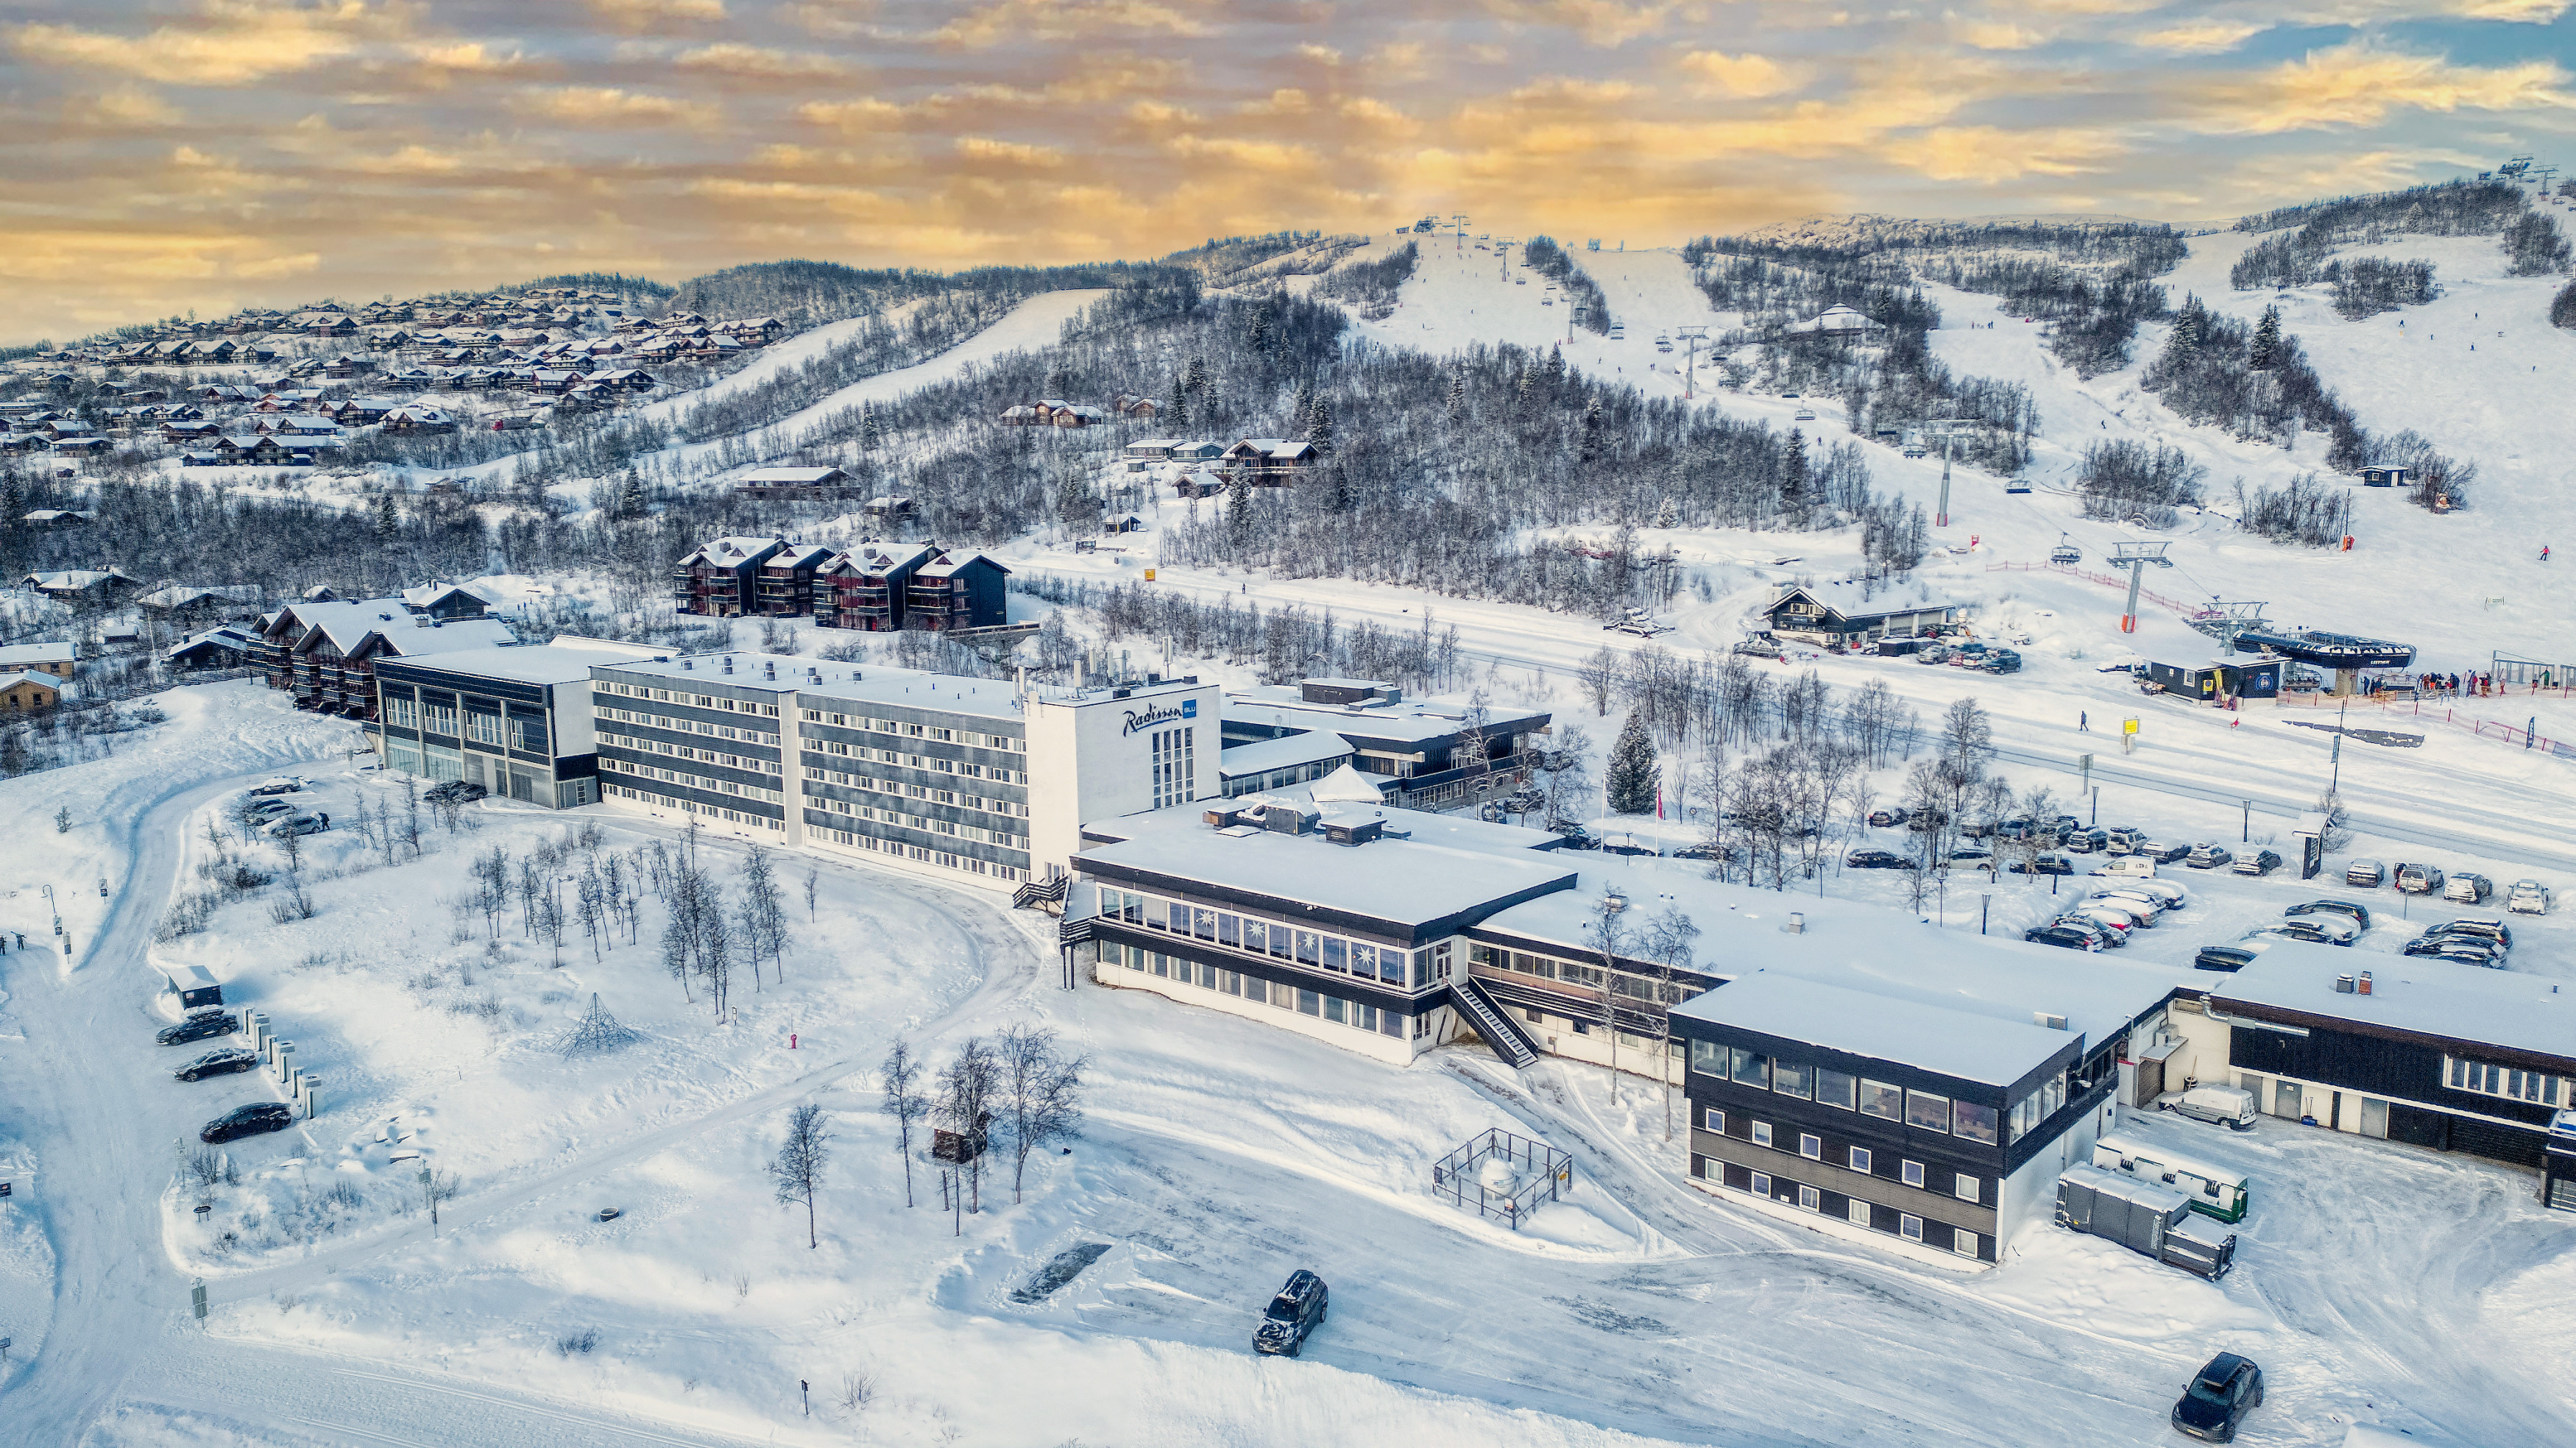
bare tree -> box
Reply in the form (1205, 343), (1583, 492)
(1585, 892), (1632, 1086)
(1576, 647), (1622, 716)
(1641, 905), (1700, 1138)
(400, 773), (422, 859)
(879, 1039), (929, 1208)
(936, 1037), (999, 1226)
(803, 866), (820, 924)
(769, 1103), (832, 1249)
(997, 1024), (1088, 1204)
(740, 846), (790, 984)
(422, 1168), (463, 1235)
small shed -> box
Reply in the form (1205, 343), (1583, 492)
(2358, 464), (2413, 488)
(162, 965), (224, 1012)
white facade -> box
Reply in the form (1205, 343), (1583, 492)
(1025, 678), (1220, 879)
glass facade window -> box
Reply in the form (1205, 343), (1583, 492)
(1193, 909), (1216, 942)
(1349, 943), (1375, 978)
(1772, 1061), (1812, 1099)
(1901, 1160), (1926, 1188)
(1690, 1039), (1726, 1078)
(1320, 937), (1346, 973)
(1242, 920), (1266, 954)
(1297, 988), (1320, 1016)
(1953, 1101), (2000, 1146)
(1731, 1048), (1768, 1088)
(1295, 932), (1320, 967)
(1860, 1079), (1903, 1121)
(1905, 1090), (1952, 1133)
(1269, 927), (1292, 962)
(1218, 915), (1239, 947)
(1814, 1067), (1857, 1110)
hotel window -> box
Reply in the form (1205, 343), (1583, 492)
(1905, 1090), (1952, 1134)
(1730, 1048), (1768, 1089)
(1847, 1146), (1872, 1174)
(1751, 1121), (1772, 1149)
(1192, 909), (1216, 941)
(1772, 1060), (1811, 1100)
(1294, 931), (1320, 968)
(1955, 1174), (1980, 1204)
(1150, 725), (1195, 809)
(1859, 1079), (1903, 1121)
(1900, 1160), (1926, 1189)
(1297, 988), (1320, 1016)
(1240, 920), (1266, 954)
(1749, 1172), (1772, 1198)
(1380, 948), (1406, 985)
(384, 695), (418, 729)
(2446, 1056), (2563, 1106)
(1814, 1067), (1857, 1111)
(1797, 1185), (1820, 1212)
(1268, 926), (1292, 962)
(1953, 1101), (2000, 1146)
(1690, 1039), (1727, 1078)
(1847, 1200), (1871, 1227)
(422, 703), (458, 736)
(1217, 914), (1239, 948)
(1900, 1214), (1923, 1243)
(1349, 943), (1376, 978)
(1797, 1133), (1821, 1160)
(1703, 1109), (1725, 1134)
(1320, 937), (1346, 973)
(1953, 1228), (1978, 1258)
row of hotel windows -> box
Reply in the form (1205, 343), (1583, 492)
(803, 767), (1025, 818)
(1466, 942), (1699, 1007)
(607, 785), (784, 831)
(1706, 1108), (1984, 1204)
(803, 744), (1023, 783)
(1691, 1040), (2067, 1146)
(1697, 1158), (1984, 1258)
(603, 757), (785, 803)
(598, 706), (780, 747)
(806, 794), (1024, 848)
(604, 729), (784, 776)
(600, 681), (784, 718)
(383, 695), (546, 751)
(1149, 726), (1196, 810)
(797, 710), (1020, 752)
(2447, 1054), (2565, 1107)
(814, 826), (1021, 881)
(1097, 889), (1448, 988)
(1102, 942), (1421, 1040)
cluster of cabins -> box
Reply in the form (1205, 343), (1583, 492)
(670, 535), (1008, 632)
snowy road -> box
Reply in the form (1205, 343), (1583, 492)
(1, 765), (1045, 1445)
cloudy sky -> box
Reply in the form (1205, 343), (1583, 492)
(3, 0), (2571, 343)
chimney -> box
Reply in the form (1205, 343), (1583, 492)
(2358, 970), (2373, 995)
(722, 656), (735, 675)
(2335, 974), (2356, 993)
(1785, 911), (1802, 933)
(764, 660), (776, 680)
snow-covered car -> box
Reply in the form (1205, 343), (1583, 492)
(247, 777), (302, 797)
(1253, 1269), (1328, 1357)
(173, 1046), (261, 1082)
(2442, 872), (2494, 905)
(2064, 828), (2109, 854)
(2194, 943), (2267, 973)
(2134, 842), (2190, 864)
(2084, 890), (2162, 924)
(199, 1101), (293, 1144)
(1596, 840), (1659, 859)
(2343, 858), (2385, 887)
(1846, 849), (1915, 870)
(2507, 880), (2552, 915)
(155, 1012), (238, 1046)
(2006, 853), (2073, 876)
(2185, 843), (2234, 870)
(1866, 807), (1910, 828)
(2284, 899), (2371, 931)
(2393, 862), (2446, 894)
(424, 780), (487, 804)
(2058, 905), (2137, 943)
(2427, 918), (2513, 951)
(2114, 878), (2188, 909)
(266, 812), (330, 838)
(2230, 850), (2283, 877)
(243, 798), (297, 823)
(2259, 912), (2358, 944)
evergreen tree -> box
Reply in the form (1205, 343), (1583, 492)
(1225, 468), (1252, 535)
(1291, 377), (1314, 433)
(1579, 394), (1605, 464)
(1043, 361), (1070, 399)
(618, 468), (644, 517)
(1543, 344), (1565, 391)
(372, 494), (399, 542)
(2248, 306), (2281, 371)
(1779, 428), (1809, 515)
(2552, 280), (2576, 330)
(1185, 353), (1208, 397)
(1604, 712), (1658, 814)
(1325, 464), (1354, 514)
(1445, 365), (1467, 426)
(860, 402), (882, 450)
(1167, 372), (1189, 429)
(1306, 397), (1334, 453)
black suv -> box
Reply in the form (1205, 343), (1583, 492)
(1253, 1269), (1328, 1357)
(200, 1102), (293, 1143)
(2170, 1352), (2263, 1442)
(1846, 849), (1915, 870)
(2024, 924), (2099, 951)
(157, 1012), (239, 1046)
(2285, 899), (2372, 931)
(425, 780), (489, 804)
(174, 1046), (261, 1082)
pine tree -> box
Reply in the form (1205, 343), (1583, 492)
(1186, 353), (1208, 397)
(1167, 373), (1189, 429)
(2248, 306), (2281, 371)
(1604, 712), (1658, 814)
(2552, 280), (2576, 330)
(1291, 377), (1314, 433)
(618, 469), (644, 517)
(1225, 468), (1252, 535)
(1543, 344), (1565, 391)
(372, 494), (398, 541)
(860, 402), (882, 450)
(1779, 428), (1809, 515)
(1445, 365), (1467, 426)
(1306, 397), (1333, 453)
(1579, 394), (1605, 464)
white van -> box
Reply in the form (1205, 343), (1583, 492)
(2096, 856), (2158, 879)
(2165, 1084), (2258, 1132)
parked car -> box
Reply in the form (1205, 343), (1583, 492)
(247, 777), (302, 797)
(1866, 807), (1910, 828)
(2428, 918), (2513, 950)
(1903, 809), (1950, 833)
(2116, 879), (2189, 909)
(2284, 899), (2371, 931)
(1960, 817), (1999, 840)
(2507, 879), (2553, 915)
(2084, 890), (2162, 924)
(2103, 828), (2151, 855)
(2025, 924), (2101, 951)
(424, 779), (488, 804)
(2194, 944), (2266, 973)
(1499, 789), (1544, 814)
(2170, 1352), (2265, 1442)
(156, 1012), (239, 1046)
(2007, 853), (2074, 876)
(2165, 1085), (2258, 1132)
(1950, 845), (1994, 862)
(2059, 906), (2137, 943)
(2184, 843), (2234, 870)
(2096, 856), (2161, 880)
(2406, 938), (2506, 968)
(2229, 850), (2282, 877)
(243, 798), (297, 822)
(1596, 840), (1659, 859)
(2443, 872), (2494, 905)
(1253, 1269), (1329, 1357)
(2394, 862), (2446, 895)
(2134, 842), (2190, 864)
(2046, 918), (2119, 951)
(1983, 649), (2023, 675)
(266, 812), (330, 838)
(1995, 817), (2037, 841)
(1544, 822), (1593, 848)
(1846, 849), (1915, 870)
(173, 1046), (261, 1082)
(2246, 916), (2354, 946)
(199, 1101), (294, 1144)
(2343, 857), (2385, 887)
(1670, 842), (1736, 864)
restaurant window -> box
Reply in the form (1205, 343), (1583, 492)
(1217, 915), (1240, 948)
(1689, 1039), (1726, 1078)
(1772, 1060), (1812, 1100)
(1905, 1090), (1952, 1134)
(1731, 1048), (1768, 1089)
(1859, 1079), (1903, 1121)
(1295, 931), (1320, 968)
(1953, 1101), (2000, 1146)
(1320, 937), (1346, 973)
(1814, 1067), (1857, 1111)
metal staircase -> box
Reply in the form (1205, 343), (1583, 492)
(1013, 876), (1067, 911)
(1448, 977), (1540, 1069)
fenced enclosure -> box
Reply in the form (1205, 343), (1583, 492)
(1432, 1128), (1572, 1230)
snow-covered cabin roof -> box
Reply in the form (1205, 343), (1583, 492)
(2209, 941), (2576, 1067)
(0, 670), (63, 695)
(1674, 972), (2078, 1088)
(286, 601), (516, 659)
(0, 640), (73, 667)
(916, 550), (1008, 580)
(676, 536), (792, 568)
(400, 581), (492, 611)
(823, 542), (935, 575)
(138, 584), (262, 612)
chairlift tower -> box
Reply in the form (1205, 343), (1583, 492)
(1451, 213), (1470, 256)
(2107, 542), (2174, 634)
(1677, 326), (1709, 400)
(1922, 418), (1975, 528)
(2208, 600), (2268, 654)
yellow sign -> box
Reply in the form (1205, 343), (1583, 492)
(2122, 717), (2140, 735)
(1144, 567), (1157, 581)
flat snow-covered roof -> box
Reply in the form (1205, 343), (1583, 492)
(2210, 942), (2576, 1065)
(1078, 825), (1577, 931)
(0, 640), (72, 665)
(801, 670), (1026, 723)
(1217, 731), (1353, 776)
(1672, 972), (2078, 1087)
(389, 642), (657, 688)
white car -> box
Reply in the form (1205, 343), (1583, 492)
(2085, 890), (2163, 925)
(2061, 904), (2140, 941)
(2120, 879), (2189, 909)
(2508, 880), (2552, 915)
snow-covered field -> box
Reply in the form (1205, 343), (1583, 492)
(11, 210), (2576, 1446)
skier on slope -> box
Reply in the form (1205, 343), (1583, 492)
(2544, 546), (2552, 563)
